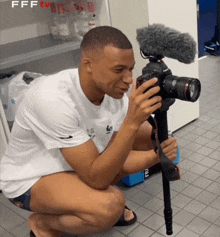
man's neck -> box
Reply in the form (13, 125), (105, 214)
(78, 68), (105, 106)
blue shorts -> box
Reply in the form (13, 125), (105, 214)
(8, 188), (32, 211)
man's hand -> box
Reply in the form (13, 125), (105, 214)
(160, 137), (178, 162)
(124, 78), (162, 130)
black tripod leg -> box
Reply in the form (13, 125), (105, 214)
(155, 111), (173, 235)
(162, 171), (173, 235)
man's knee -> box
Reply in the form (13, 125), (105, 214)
(91, 186), (125, 229)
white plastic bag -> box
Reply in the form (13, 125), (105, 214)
(7, 71), (42, 122)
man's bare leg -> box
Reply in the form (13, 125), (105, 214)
(28, 171), (125, 236)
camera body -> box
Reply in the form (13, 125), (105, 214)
(136, 56), (201, 103)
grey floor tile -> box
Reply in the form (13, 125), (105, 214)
(192, 176), (213, 189)
(205, 140), (220, 149)
(1, 232), (15, 237)
(175, 228), (200, 237)
(196, 146), (214, 156)
(186, 217), (212, 235)
(121, 186), (141, 199)
(201, 168), (220, 181)
(183, 133), (200, 142)
(210, 196), (220, 211)
(173, 128), (188, 137)
(0, 208), (26, 231)
(179, 159), (197, 170)
(180, 147), (195, 158)
(214, 216), (220, 227)
(186, 152), (206, 163)
(191, 127), (208, 136)
(142, 213), (165, 231)
(129, 190), (153, 206)
(9, 221), (30, 237)
(114, 222), (139, 236)
(172, 193), (192, 209)
(183, 200), (206, 215)
(147, 173), (163, 185)
(198, 157), (218, 168)
(201, 224), (220, 237)
(185, 142), (202, 152)
(134, 206), (154, 223)
(143, 197), (164, 212)
(175, 137), (191, 148)
(143, 182), (163, 196)
(181, 170), (200, 184)
(195, 190), (218, 205)
(212, 161), (220, 171)
(181, 184), (203, 199)
(216, 175), (220, 183)
(210, 124), (220, 133)
(209, 150), (220, 160)
(215, 135), (220, 143)
(198, 206), (220, 223)
(0, 227), (10, 237)
(128, 224), (154, 237)
(189, 163), (209, 175)
(202, 131), (219, 139)
(170, 179), (189, 193)
(198, 115), (210, 122)
(194, 136), (211, 146)
(173, 209), (196, 227)
(206, 181), (220, 195)
(150, 232), (165, 237)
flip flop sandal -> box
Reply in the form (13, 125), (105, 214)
(30, 231), (35, 237)
(114, 205), (137, 226)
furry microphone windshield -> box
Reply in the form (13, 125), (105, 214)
(136, 24), (197, 64)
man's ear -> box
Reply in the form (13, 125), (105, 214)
(81, 57), (93, 73)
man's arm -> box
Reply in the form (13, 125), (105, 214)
(110, 122), (178, 184)
(60, 78), (162, 190)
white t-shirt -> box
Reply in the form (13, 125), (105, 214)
(0, 69), (128, 198)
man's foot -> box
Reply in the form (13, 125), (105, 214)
(28, 213), (61, 237)
(124, 208), (135, 221)
(114, 206), (137, 226)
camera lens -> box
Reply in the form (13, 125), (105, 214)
(163, 76), (201, 102)
(187, 79), (201, 102)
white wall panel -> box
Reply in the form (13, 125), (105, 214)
(108, 0), (149, 79)
(147, 0), (199, 131)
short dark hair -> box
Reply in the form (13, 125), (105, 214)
(80, 26), (132, 52)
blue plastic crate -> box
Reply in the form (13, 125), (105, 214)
(173, 147), (180, 165)
(121, 171), (145, 187)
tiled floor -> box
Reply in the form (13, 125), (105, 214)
(1, 55), (220, 236)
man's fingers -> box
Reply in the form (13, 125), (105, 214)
(161, 137), (177, 148)
(149, 95), (162, 106)
(136, 77), (159, 94)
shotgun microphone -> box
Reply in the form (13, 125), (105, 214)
(136, 23), (197, 64)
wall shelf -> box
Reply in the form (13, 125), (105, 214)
(0, 35), (81, 70)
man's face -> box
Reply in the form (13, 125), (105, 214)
(91, 45), (135, 99)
